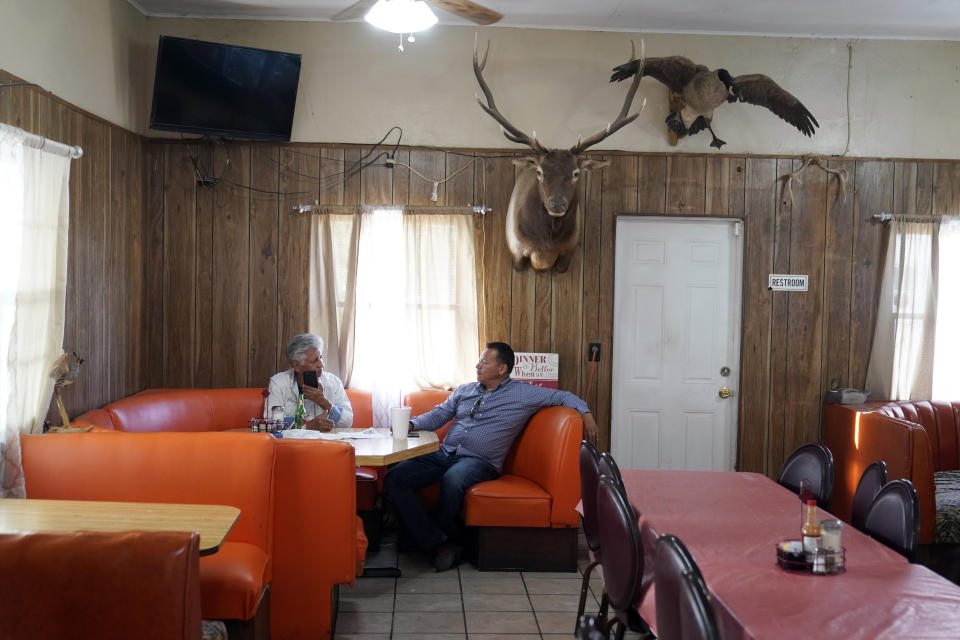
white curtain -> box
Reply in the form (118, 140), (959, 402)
(0, 125), (72, 498)
(317, 208), (479, 427)
(865, 219), (939, 401)
(933, 219), (960, 399)
(309, 212), (360, 385)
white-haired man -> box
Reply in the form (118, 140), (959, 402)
(265, 333), (353, 430)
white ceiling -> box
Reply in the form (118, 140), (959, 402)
(127, 0), (960, 40)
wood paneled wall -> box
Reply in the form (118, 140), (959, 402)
(145, 140), (959, 475)
(4, 69), (956, 474)
(0, 72), (147, 424)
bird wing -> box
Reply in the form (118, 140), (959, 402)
(732, 74), (819, 136)
(610, 56), (706, 94)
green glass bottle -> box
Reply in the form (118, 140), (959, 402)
(294, 393), (306, 429)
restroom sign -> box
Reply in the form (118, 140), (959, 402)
(768, 274), (808, 291)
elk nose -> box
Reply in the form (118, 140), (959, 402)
(548, 196), (568, 213)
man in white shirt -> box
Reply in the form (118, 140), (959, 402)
(264, 333), (353, 430)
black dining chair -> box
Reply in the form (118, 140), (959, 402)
(595, 474), (653, 640)
(863, 478), (920, 560)
(577, 440), (603, 629)
(851, 460), (888, 531)
(777, 443), (835, 510)
(598, 452), (629, 503)
(655, 534), (721, 640)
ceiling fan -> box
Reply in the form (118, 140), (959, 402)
(332, 0), (503, 25)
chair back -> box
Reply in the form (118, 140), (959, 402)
(595, 475), (644, 613)
(580, 440), (603, 554)
(598, 451), (627, 498)
(777, 443), (835, 509)
(655, 534), (720, 640)
(863, 478), (920, 559)
(0, 530), (201, 640)
(851, 460), (888, 531)
(678, 569), (722, 640)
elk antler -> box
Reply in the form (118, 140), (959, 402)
(473, 35), (545, 152)
(570, 40), (646, 154)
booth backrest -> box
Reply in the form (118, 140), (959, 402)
(875, 401), (960, 471)
(270, 438), (358, 639)
(502, 406), (582, 527)
(0, 530), (202, 640)
(824, 403), (937, 544)
(77, 388), (266, 432)
(21, 431), (275, 552)
(346, 389), (373, 429)
(405, 389), (453, 440)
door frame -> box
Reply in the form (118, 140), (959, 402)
(610, 212), (746, 470)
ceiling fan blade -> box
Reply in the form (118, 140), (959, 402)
(331, 0), (377, 21)
(426, 0), (503, 25)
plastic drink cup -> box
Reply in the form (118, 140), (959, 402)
(391, 406), (412, 439)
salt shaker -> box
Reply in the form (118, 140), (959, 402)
(271, 405), (285, 431)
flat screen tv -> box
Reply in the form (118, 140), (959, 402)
(149, 35), (302, 141)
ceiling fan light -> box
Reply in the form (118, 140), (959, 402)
(364, 0), (438, 34)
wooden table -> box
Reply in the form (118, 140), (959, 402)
(346, 429), (439, 466)
(622, 470), (960, 640)
(0, 498), (240, 555)
(232, 427), (439, 466)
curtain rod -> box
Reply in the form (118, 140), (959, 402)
(0, 123), (83, 159)
(291, 203), (490, 215)
(872, 212), (945, 223)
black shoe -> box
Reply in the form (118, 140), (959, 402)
(431, 542), (463, 572)
(381, 504), (399, 531)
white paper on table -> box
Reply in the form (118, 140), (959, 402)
(341, 428), (390, 439)
(280, 427), (389, 440)
(280, 429), (343, 440)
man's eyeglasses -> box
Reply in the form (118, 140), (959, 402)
(469, 397), (482, 418)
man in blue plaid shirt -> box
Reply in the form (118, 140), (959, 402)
(385, 341), (598, 571)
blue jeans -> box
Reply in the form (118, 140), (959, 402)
(384, 448), (498, 552)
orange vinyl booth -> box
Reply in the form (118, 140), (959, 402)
(20, 430), (360, 640)
(824, 403), (939, 544)
(404, 389), (584, 571)
(0, 530), (202, 640)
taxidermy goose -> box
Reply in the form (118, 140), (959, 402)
(610, 56), (819, 149)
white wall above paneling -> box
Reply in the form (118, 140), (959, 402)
(3, 0), (960, 158)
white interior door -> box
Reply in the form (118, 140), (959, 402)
(611, 216), (743, 471)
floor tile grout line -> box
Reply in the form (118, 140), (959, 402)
(458, 565), (469, 639)
(520, 571), (546, 639)
(390, 576), (397, 639)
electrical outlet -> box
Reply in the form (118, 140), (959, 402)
(587, 342), (601, 362)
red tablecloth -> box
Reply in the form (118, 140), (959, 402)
(622, 470), (960, 640)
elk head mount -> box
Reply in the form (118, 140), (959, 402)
(474, 39), (645, 272)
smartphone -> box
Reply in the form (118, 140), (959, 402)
(302, 370), (319, 389)
(408, 432), (420, 438)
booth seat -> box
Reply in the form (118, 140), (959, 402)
(406, 390), (583, 571)
(0, 530), (203, 640)
(824, 401), (960, 545)
(72, 386), (584, 570)
(74, 387), (375, 543)
(20, 430), (359, 640)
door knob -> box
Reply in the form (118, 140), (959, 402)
(718, 386), (732, 399)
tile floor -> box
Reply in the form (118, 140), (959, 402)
(335, 532), (646, 640)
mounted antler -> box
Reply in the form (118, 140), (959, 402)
(473, 35), (545, 152)
(571, 40), (646, 154)
(471, 38), (646, 274)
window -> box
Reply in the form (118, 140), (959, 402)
(866, 217), (960, 400)
(933, 219), (960, 398)
(315, 208), (480, 425)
